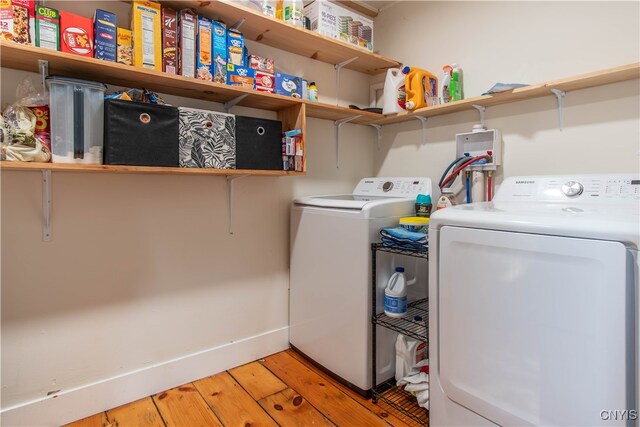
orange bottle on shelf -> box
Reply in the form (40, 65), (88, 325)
(403, 66), (438, 111)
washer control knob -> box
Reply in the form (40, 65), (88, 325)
(383, 181), (393, 192)
(561, 181), (583, 197)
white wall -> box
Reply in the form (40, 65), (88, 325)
(373, 1), (640, 194)
(0, 1), (376, 424)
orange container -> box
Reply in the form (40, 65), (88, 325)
(403, 66), (438, 111)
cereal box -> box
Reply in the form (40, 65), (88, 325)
(162, 8), (177, 74)
(275, 72), (303, 98)
(212, 20), (226, 84)
(60, 11), (93, 57)
(226, 28), (244, 66)
(116, 27), (132, 65)
(132, 1), (162, 70)
(249, 54), (274, 74)
(255, 71), (274, 93)
(12, 0), (34, 44)
(178, 9), (196, 78)
(195, 16), (212, 81)
(94, 9), (116, 62)
(226, 64), (255, 89)
(35, 5), (58, 51)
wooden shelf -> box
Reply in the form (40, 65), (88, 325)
(373, 62), (640, 125)
(159, 0), (400, 75)
(0, 41), (385, 124)
(0, 161), (305, 176)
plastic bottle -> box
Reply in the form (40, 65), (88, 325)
(436, 188), (459, 210)
(261, 0), (276, 17)
(308, 82), (318, 101)
(384, 267), (407, 318)
(275, 0), (283, 19)
(439, 65), (452, 104)
(403, 66), (438, 111)
(395, 334), (428, 381)
(282, 0), (303, 27)
(450, 64), (463, 102)
(382, 68), (406, 114)
(415, 194), (432, 218)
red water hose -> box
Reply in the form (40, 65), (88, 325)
(439, 155), (490, 189)
(487, 171), (493, 201)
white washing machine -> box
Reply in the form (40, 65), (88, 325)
(290, 177), (432, 395)
(429, 174), (640, 426)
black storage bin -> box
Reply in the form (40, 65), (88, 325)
(104, 99), (179, 166)
(235, 116), (283, 170)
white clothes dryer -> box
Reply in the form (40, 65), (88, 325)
(290, 177), (432, 395)
(429, 174), (640, 426)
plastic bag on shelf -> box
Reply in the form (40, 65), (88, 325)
(1, 77), (51, 162)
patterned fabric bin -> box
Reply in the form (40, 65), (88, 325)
(178, 107), (236, 168)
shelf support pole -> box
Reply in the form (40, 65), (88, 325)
(227, 174), (249, 235)
(368, 124), (382, 150)
(334, 56), (359, 106)
(38, 59), (49, 91)
(223, 94), (249, 113)
(42, 170), (52, 241)
(414, 116), (428, 145)
(472, 105), (486, 128)
(550, 89), (566, 131)
(230, 18), (246, 31)
(334, 115), (362, 169)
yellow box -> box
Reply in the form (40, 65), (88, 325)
(132, 0), (161, 70)
(116, 27), (132, 65)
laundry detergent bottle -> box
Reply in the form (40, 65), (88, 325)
(403, 66), (439, 111)
(385, 267), (407, 318)
(382, 68), (406, 114)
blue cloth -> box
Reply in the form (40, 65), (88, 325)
(380, 227), (428, 252)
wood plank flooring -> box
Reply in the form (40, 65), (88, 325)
(65, 349), (427, 427)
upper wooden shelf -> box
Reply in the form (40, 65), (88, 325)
(373, 62), (640, 125)
(0, 161), (304, 176)
(159, 0), (400, 75)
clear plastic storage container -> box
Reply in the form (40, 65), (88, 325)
(46, 76), (107, 164)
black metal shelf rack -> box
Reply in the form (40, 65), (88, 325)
(370, 243), (429, 425)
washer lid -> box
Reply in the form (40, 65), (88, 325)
(294, 194), (410, 210)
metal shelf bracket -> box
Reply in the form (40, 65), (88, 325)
(334, 56), (359, 106)
(38, 59), (48, 90)
(230, 18), (246, 31)
(227, 174), (249, 235)
(472, 105), (486, 127)
(42, 170), (52, 241)
(334, 115), (361, 168)
(223, 94), (249, 113)
(368, 124), (382, 150)
(551, 89), (566, 131)
(414, 116), (428, 145)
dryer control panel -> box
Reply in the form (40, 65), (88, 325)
(494, 175), (640, 203)
(353, 177), (433, 198)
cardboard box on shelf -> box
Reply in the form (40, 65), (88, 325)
(226, 64), (255, 89)
(178, 9), (196, 78)
(249, 54), (274, 74)
(116, 27), (132, 65)
(11, 0), (34, 44)
(195, 15), (212, 81)
(255, 71), (274, 93)
(303, 0), (373, 52)
(35, 5), (58, 51)
(226, 28), (244, 66)
(94, 9), (116, 61)
(132, 0), (162, 70)
(162, 8), (177, 74)
(212, 20), (226, 84)
(60, 11), (93, 57)
(275, 72), (303, 98)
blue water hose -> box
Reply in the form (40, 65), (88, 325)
(465, 175), (471, 203)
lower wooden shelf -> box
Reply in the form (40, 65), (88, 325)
(0, 161), (305, 176)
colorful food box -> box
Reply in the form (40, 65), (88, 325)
(0, 0), (12, 42)
(226, 64), (255, 89)
(255, 71), (275, 93)
(60, 11), (93, 57)
(275, 72), (303, 98)
(34, 5), (59, 51)
(94, 9), (116, 61)
(249, 54), (274, 74)
(132, 0), (162, 70)
(116, 27), (132, 65)
(195, 15), (212, 81)
(162, 8), (177, 74)
(303, 0), (374, 52)
(226, 28), (244, 66)
(178, 9), (196, 78)
(212, 20), (227, 84)
(11, 0), (34, 44)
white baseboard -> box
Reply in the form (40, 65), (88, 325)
(1, 326), (289, 427)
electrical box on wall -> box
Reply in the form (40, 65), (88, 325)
(455, 129), (502, 171)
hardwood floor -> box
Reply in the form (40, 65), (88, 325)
(65, 349), (427, 427)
